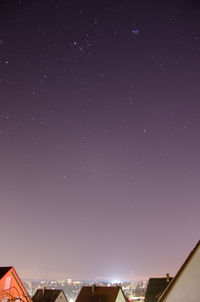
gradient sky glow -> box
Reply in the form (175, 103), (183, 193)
(0, 0), (200, 281)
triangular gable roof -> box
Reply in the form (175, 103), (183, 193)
(75, 286), (125, 302)
(32, 289), (67, 302)
(11, 266), (32, 301)
(144, 277), (173, 302)
(0, 266), (32, 302)
(0, 267), (12, 279)
(158, 240), (200, 302)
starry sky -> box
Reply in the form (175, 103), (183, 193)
(1, 0), (200, 281)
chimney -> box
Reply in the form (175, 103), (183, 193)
(92, 284), (96, 296)
(166, 273), (170, 282)
(42, 287), (46, 295)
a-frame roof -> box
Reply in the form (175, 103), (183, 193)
(32, 289), (67, 302)
(0, 266), (32, 302)
(75, 286), (126, 302)
(158, 240), (200, 302)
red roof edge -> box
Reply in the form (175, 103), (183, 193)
(11, 267), (32, 302)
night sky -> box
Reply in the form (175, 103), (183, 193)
(1, 0), (200, 281)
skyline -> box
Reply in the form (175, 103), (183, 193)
(0, 0), (200, 280)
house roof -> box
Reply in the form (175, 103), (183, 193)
(0, 266), (32, 302)
(144, 278), (173, 302)
(75, 286), (125, 302)
(158, 240), (200, 302)
(32, 289), (67, 302)
(0, 267), (12, 279)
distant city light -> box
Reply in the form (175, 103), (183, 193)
(111, 280), (121, 284)
(23, 278), (148, 301)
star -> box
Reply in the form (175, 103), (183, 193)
(131, 28), (140, 35)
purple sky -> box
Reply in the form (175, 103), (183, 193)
(0, 0), (200, 281)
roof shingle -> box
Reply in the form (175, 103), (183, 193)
(144, 278), (173, 302)
(32, 289), (65, 302)
(75, 286), (123, 302)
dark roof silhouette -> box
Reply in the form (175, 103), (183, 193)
(75, 286), (126, 302)
(144, 278), (173, 302)
(159, 240), (200, 302)
(32, 289), (67, 302)
(0, 267), (12, 279)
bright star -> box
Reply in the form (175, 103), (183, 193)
(131, 29), (140, 35)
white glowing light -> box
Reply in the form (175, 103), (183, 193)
(111, 280), (121, 284)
